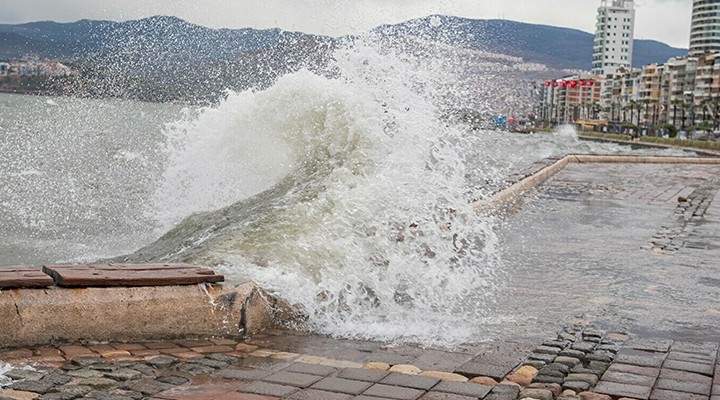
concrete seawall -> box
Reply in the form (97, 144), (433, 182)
(0, 282), (277, 348)
(474, 154), (720, 212)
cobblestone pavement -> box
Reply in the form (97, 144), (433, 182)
(1, 324), (720, 399)
(2, 161), (720, 400)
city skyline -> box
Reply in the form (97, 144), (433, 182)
(0, 0), (693, 49)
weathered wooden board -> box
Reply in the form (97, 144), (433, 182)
(42, 264), (224, 287)
(0, 266), (55, 288)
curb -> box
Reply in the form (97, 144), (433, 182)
(474, 154), (720, 212)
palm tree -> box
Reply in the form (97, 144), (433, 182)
(671, 99), (683, 129)
(629, 100), (639, 126)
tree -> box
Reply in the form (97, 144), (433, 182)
(671, 99), (683, 128)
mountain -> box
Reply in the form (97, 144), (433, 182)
(374, 15), (687, 70)
(0, 15), (688, 103)
(0, 15), (687, 70)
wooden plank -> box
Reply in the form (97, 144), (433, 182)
(42, 264), (224, 287)
(0, 266), (54, 288)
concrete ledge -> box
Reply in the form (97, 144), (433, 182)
(0, 282), (277, 348)
(474, 154), (720, 212)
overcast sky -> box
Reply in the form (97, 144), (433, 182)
(0, 0), (693, 49)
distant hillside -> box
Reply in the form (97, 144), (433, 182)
(0, 15), (688, 102)
(375, 15), (687, 70)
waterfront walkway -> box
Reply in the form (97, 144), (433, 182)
(2, 159), (720, 400)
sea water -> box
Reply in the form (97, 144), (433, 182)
(0, 33), (695, 346)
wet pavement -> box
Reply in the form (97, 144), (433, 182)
(2, 161), (720, 400)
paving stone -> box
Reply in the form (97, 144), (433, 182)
(187, 357), (230, 369)
(666, 351), (716, 364)
(104, 368), (142, 381)
(175, 362), (216, 375)
(310, 377), (373, 395)
(600, 370), (656, 386)
(543, 363), (571, 374)
(522, 360), (547, 369)
(5, 369), (45, 381)
(542, 340), (570, 349)
(658, 368), (713, 384)
(70, 357), (103, 367)
(576, 392), (611, 400)
(597, 343), (622, 353)
(283, 363), (338, 377)
(211, 367), (272, 380)
(207, 354), (242, 364)
(337, 368), (390, 382)
(649, 388), (708, 400)
(555, 356), (581, 368)
(155, 375), (190, 385)
(564, 381), (591, 392)
(533, 374), (565, 385)
(537, 368), (566, 378)
(570, 342), (596, 353)
(535, 346), (561, 355)
(363, 384), (425, 399)
(519, 388), (553, 400)
(671, 341), (719, 356)
(239, 381), (299, 397)
(261, 371), (322, 388)
(364, 353), (417, 365)
(411, 351), (473, 372)
(145, 356), (177, 368)
(566, 373), (598, 385)
(53, 384), (93, 396)
(585, 351), (614, 363)
(528, 382), (562, 397)
(662, 359), (715, 376)
(35, 393), (78, 400)
(285, 388), (353, 400)
(570, 367), (603, 378)
(120, 380), (175, 395)
(67, 368), (103, 378)
(527, 353), (557, 364)
(418, 393), (477, 400)
(605, 363), (660, 377)
(9, 380), (55, 394)
(454, 362), (511, 381)
(431, 381), (492, 397)
(380, 373), (440, 390)
(594, 381), (652, 399)
(485, 384), (520, 400)
(626, 338), (672, 353)
(559, 349), (586, 359)
(654, 378), (711, 396)
(615, 349), (666, 368)
(129, 364), (156, 377)
(73, 377), (119, 389)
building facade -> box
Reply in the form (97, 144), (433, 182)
(592, 0), (636, 76)
(690, 0), (720, 57)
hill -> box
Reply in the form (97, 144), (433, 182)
(374, 15), (687, 70)
(0, 15), (688, 102)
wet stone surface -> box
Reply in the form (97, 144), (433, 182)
(0, 326), (716, 399)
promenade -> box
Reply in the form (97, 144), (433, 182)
(1, 158), (720, 400)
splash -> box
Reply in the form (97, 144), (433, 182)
(133, 34), (512, 346)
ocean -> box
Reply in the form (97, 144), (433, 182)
(0, 36), (697, 346)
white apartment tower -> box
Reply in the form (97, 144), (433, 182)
(690, 0), (720, 56)
(592, 0), (636, 76)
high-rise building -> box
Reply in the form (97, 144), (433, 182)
(592, 0), (636, 76)
(690, 0), (720, 56)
